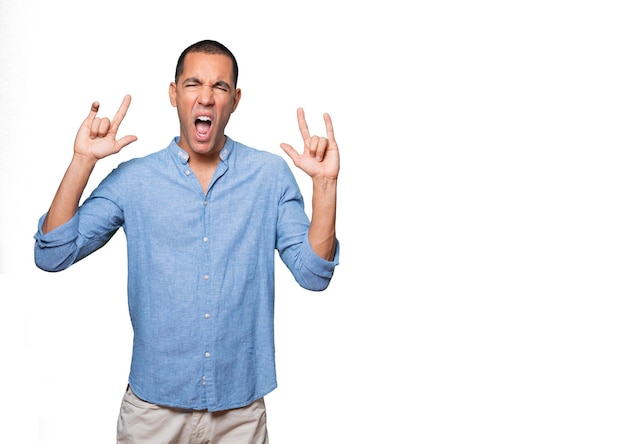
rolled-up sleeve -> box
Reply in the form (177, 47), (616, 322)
(34, 212), (82, 272)
(34, 184), (123, 272)
(294, 235), (340, 291)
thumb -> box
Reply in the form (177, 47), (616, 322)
(116, 135), (138, 151)
(280, 143), (298, 161)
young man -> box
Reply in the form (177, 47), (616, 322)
(34, 39), (340, 443)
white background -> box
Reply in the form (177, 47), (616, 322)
(1, 0), (626, 443)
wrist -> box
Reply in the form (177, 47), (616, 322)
(71, 152), (99, 170)
(312, 176), (338, 192)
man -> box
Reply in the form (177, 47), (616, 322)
(34, 39), (339, 443)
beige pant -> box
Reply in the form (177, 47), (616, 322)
(117, 387), (269, 444)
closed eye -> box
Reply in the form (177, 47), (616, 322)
(213, 81), (230, 92)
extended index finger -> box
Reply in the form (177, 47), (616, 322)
(324, 113), (337, 146)
(110, 94), (133, 133)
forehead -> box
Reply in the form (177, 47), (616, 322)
(181, 52), (234, 83)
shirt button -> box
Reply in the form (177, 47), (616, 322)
(203, 275), (209, 280)
(203, 201), (208, 206)
(205, 313), (210, 319)
(205, 352), (211, 358)
(185, 170), (191, 176)
(203, 237), (208, 242)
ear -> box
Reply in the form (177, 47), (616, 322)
(231, 88), (242, 112)
(169, 82), (177, 107)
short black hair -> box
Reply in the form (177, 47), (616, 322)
(174, 40), (239, 87)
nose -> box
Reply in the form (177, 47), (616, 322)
(197, 85), (215, 105)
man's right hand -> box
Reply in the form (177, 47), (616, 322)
(74, 94), (137, 161)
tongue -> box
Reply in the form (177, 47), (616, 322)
(196, 121), (211, 136)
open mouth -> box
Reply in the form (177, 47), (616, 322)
(195, 116), (212, 138)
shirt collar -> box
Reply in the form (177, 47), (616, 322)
(168, 136), (235, 165)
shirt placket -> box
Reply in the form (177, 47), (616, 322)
(199, 162), (227, 409)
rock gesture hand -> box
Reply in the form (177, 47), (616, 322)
(74, 94), (137, 161)
(280, 108), (339, 181)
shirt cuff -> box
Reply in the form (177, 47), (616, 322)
(301, 236), (340, 278)
(34, 212), (79, 246)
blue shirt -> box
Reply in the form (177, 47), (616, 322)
(34, 136), (339, 411)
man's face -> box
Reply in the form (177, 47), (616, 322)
(169, 52), (241, 158)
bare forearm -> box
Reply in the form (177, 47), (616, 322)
(42, 154), (97, 234)
(308, 177), (337, 261)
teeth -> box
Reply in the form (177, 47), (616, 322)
(197, 116), (211, 122)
